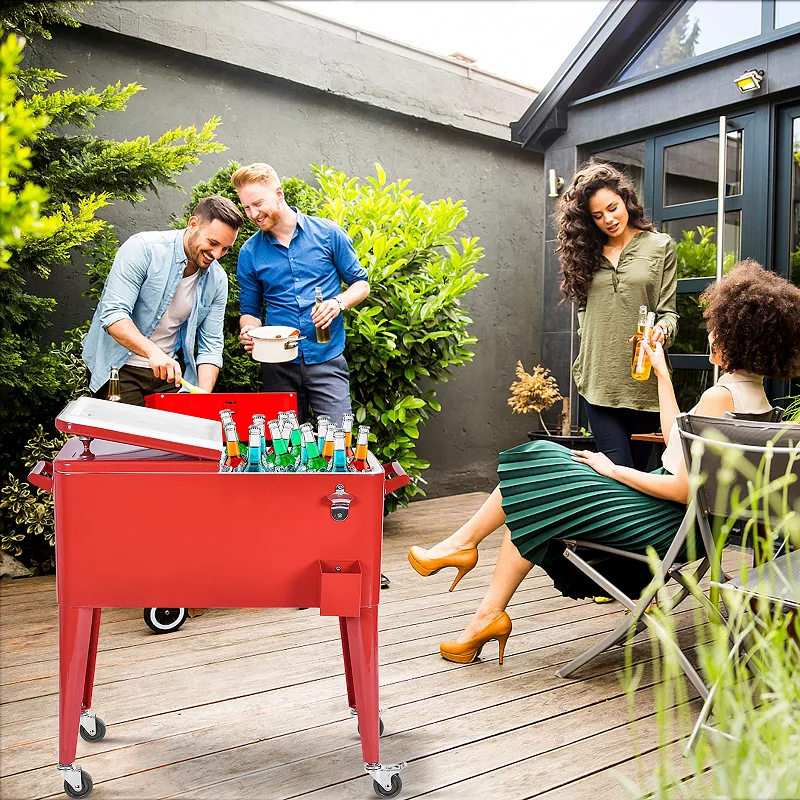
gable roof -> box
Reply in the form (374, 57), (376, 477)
(511, 0), (678, 149)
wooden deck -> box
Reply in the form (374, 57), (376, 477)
(0, 493), (712, 800)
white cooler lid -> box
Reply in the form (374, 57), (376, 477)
(56, 397), (223, 460)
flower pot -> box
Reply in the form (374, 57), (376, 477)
(526, 431), (598, 451)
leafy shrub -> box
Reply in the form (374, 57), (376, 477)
(313, 163), (486, 511)
(0, 2), (227, 572)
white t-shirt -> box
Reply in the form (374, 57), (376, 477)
(126, 270), (200, 368)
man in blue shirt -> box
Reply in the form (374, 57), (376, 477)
(83, 196), (243, 405)
(232, 163), (370, 424)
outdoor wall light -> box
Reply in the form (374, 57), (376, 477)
(734, 69), (764, 93)
(548, 168), (564, 198)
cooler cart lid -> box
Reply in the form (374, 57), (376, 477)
(56, 397), (223, 460)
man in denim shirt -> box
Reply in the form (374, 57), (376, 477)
(232, 163), (370, 424)
(83, 196), (243, 405)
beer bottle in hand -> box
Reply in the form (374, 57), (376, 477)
(106, 367), (122, 402)
(631, 311), (656, 381)
(314, 286), (331, 344)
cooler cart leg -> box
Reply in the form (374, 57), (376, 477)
(339, 617), (357, 712)
(78, 608), (106, 743)
(345, 606), (405, 797)
(58, 606), (95, 797)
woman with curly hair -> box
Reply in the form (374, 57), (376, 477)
(559, 161), (678, 471)
(407, 261), (800, 665)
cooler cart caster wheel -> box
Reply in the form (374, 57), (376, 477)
(79, 716), (106, 742)
(143, 607), (188, 633)
(373, 774), (402, 798)
(358, 718), (385, 737)
(64, 771), (93, 798)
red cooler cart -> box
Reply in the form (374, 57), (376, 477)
(28, 397), (408, 798)
(141, 391), (300, 633)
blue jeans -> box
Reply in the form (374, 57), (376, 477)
(582, 399), (660, 472)
(261, 354), (352, 425)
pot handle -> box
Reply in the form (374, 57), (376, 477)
(383, 461), (409, 495)
(284, 335), (307, 351)
(28, 461), (54, 494)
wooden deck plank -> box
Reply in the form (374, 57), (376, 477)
(1, 493), (722, 800)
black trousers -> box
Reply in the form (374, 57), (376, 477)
(582, 399), (660, 472)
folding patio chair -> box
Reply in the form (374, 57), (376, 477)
(685, 549), (800, 753)
(555, 411), (797, 703)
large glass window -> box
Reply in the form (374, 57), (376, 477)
(591, 143), (646, 199)
(790, 118), (800, 287)
(617, 1), (762, 82)
(672, 294), (709, 355)
(663, 131), (743, 206)
(775, 0), (800, 28)
(663, 212), (741, 279)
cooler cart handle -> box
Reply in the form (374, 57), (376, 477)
(382, 461), (409, 495)
(28, 461), (54, 494)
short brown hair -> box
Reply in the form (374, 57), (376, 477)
(702, 259), (800, 379)
(192, 195), (244, 229)
(230, 163), (281, 191)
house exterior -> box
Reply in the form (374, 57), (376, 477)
(513, 0), (800, 425)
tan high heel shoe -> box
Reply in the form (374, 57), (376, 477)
(407, 546), (478, 592)
(439, 611), (512, 665)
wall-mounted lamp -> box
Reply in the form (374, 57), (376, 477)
(548, 168), (564, 198)
(734, 68), (764, 93)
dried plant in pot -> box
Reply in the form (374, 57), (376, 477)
(508, 361), (596, 450)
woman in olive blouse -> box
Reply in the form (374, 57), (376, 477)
(558, 161), (678, 471)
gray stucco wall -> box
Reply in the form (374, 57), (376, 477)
(30, 23), (544, 497)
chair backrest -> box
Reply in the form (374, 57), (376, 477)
(724, 406), (785, 423)
(677, 413), (800, 524)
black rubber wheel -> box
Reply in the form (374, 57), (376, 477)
(373, 774), (402, 798)
(143, 607), (188, 633)
(64, 771), (93, 798)
(357, 718), (385, 737)
(79, 716), (106, 742)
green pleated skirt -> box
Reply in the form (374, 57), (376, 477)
(498, 440), (687, 600)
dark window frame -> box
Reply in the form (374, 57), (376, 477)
(570, 20), (800, 110)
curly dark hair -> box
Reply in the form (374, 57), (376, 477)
(702, 259), (800, 379)
(556, 161), (655, 305)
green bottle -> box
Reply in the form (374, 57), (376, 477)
(302, 424), (329, 472)
(268, 420), (296, 472)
